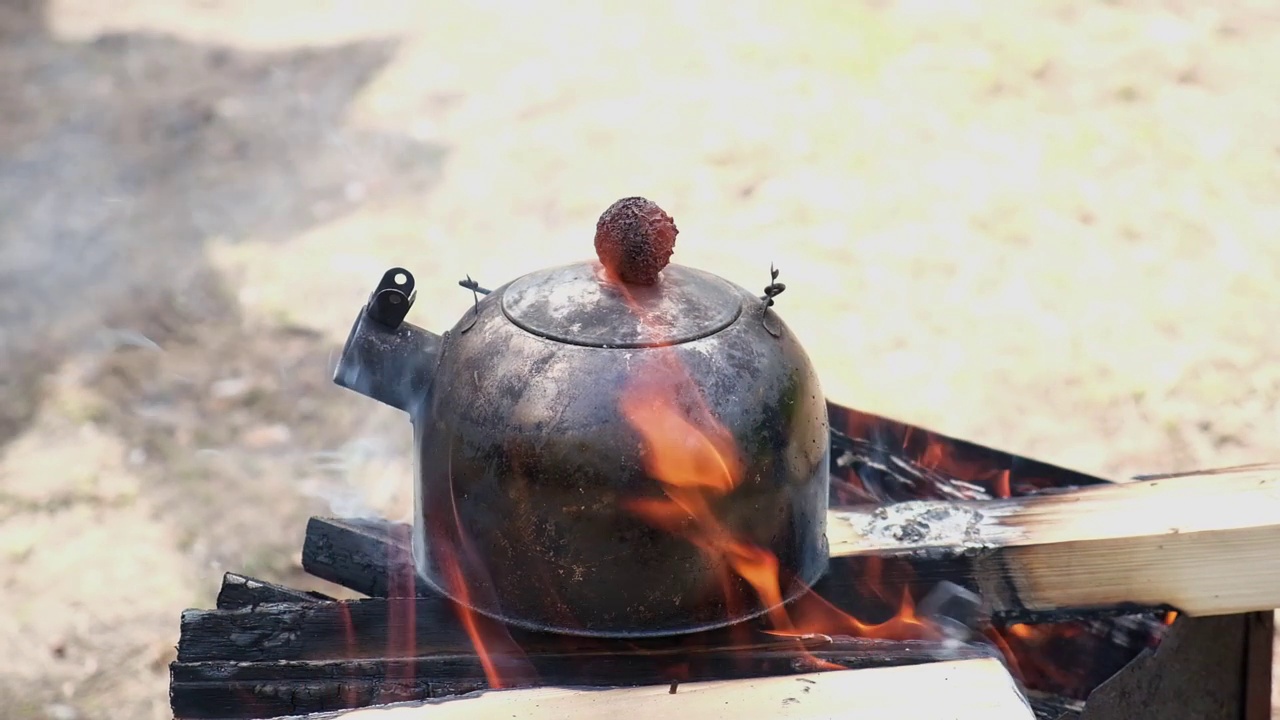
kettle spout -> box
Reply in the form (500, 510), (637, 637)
(334, 268), (441, 415)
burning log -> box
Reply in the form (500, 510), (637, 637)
(828, 464), (1280, 618)
(173, 596), (999, 717)
(171, 640), (999, 718)
(183, 515), (1012, 718)
(177, 596), (994, 664)
(182, 519), (1007, 717)
(307, 659), (1035, 720)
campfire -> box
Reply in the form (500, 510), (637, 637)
(170, 199), (1277, 720)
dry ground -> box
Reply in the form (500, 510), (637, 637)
(1, 1), (1278, 718)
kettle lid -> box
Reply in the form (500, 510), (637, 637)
(500, 197), (744, 348)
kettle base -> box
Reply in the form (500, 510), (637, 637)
(411, 549), (831, 639)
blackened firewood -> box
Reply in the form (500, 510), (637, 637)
(170, 667), (438, 720)
(170, 638), (999, 719)
(824, 401), (1111, 507)
(178, 596), (464, 663)
(301, 517), (428, 598)
(216, 572), (334, 610)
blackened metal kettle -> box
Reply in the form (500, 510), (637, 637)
(334, 197), (829, 637)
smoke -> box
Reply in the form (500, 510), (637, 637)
(302, 435), (415, 521)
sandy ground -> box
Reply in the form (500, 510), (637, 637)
(1, 1), (1278, 718)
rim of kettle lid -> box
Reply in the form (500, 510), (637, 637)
(501, 262), (743, 348)
(500, 197), (745, 348)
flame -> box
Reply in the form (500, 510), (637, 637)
(386, 532), (418, 690)
(440, 557), (506, 687)
(619, 377), (786, 626)
(619, 376), (841, 670)
(995, 469), (1012, 499)
(774, 585), (936, 641)
(908, 429), (1014, 500)
(1007, 623), (1035, 639)
(434, 444), (533, 689)
(831, 404), (1173, 698)
(335, 602), (362, 707)
(983, 627), (1027, 685)
(611, 267), (933, 667)
(991, 620), (1131, 698)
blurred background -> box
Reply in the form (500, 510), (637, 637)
(0, 0), (1277, 718)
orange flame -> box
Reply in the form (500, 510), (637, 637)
(619, 376), (842, 669)
(440, 557), (507, 687)
(995, 469), (1012, 499)
(436, 447), (533, 689)
(611, 266), (933, 663)
(992, 621), (1103, 696)
(386, 534), (418, 691)
(336, 602), (362, 707)
(910, 430), (1014, 499)
(1007, 623), (1035, 639)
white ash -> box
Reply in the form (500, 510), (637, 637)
(859, 501), (990, 550)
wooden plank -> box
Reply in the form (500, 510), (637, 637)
(308, 659), (1034, 720)
(829, 464), (1280, 617)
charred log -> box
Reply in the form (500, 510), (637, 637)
(216, 572), (333, 610)
(171, 634), (999, 719)
(300, 517), (427, 599)
(178, 594), (989, 664)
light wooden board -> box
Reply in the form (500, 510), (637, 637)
(318, 658), (1032, 720)
(827, 464), (1280, 616)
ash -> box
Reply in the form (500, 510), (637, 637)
(860, 502), (988, 550)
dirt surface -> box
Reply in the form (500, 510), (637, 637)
(1, 1), (1278, 718)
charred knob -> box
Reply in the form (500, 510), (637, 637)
(594, 197), (679, 286)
